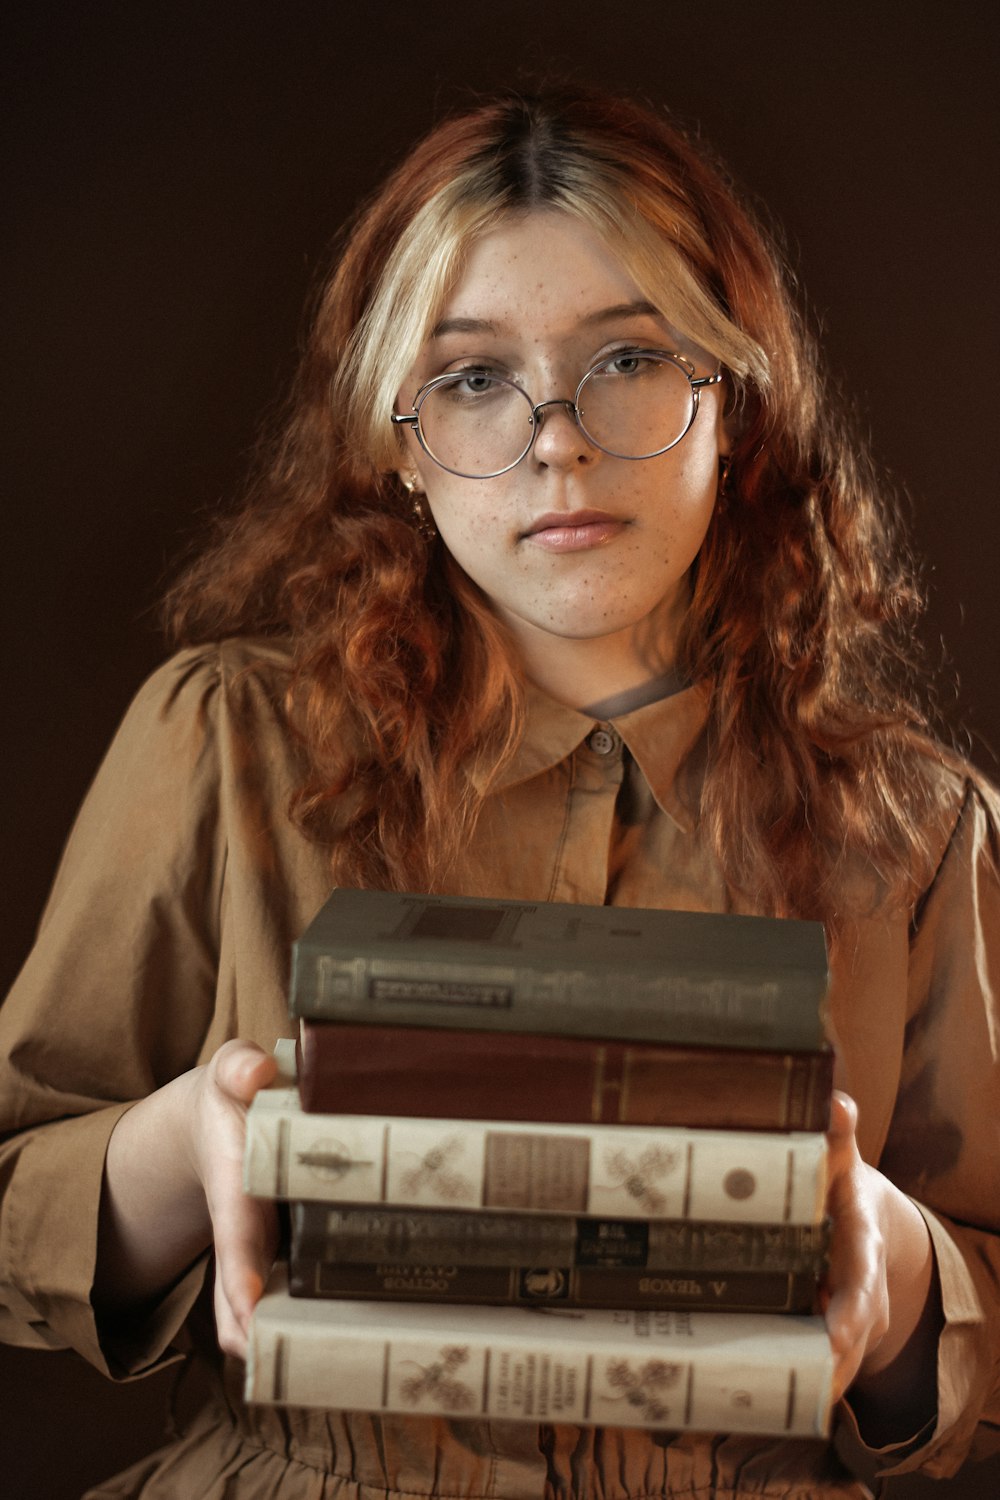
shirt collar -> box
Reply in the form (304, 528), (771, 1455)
(472, 676), (712, 834)
(611, 679), (711, 832)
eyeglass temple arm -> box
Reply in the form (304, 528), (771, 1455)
(391, 412), (419, 428)
(691, 370), (724, 390)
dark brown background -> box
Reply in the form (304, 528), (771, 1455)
(2, 2), (998, 1495)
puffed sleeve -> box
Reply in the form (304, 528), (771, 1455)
(847, 775), (1000, 1480)
(0, 646), (228, 1377)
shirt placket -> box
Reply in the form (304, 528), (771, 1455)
(547, 723), (625, 906)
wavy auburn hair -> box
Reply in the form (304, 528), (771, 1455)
(165, 87), (947, 918)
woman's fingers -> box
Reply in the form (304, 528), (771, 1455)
(209, 1037), (279, 1103)
(192, 1040), (281, 1356)
(213, 1192), (279, 1357)
(823, 1090), (890, 1402)
(824, 1193), (887, 1400)
(827, 1089), (858, 1150)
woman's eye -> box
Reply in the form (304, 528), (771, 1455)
(430, 368), (513, 407)
(456, 370), (497, 395)
(601, 350), (649, 377)
(446, 369), (509, 399)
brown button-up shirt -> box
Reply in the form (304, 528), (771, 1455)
(2, 638), (998, 1498)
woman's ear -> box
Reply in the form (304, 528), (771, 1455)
(716, 374), (743, 456)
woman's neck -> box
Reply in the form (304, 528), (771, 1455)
(507, 589), (689, 714)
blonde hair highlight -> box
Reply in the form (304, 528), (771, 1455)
(339, 155), (771, 475)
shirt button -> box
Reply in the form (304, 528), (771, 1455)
(587, 727), (618, 756)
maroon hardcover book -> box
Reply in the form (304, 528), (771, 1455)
(296, 1020), (834, 1129)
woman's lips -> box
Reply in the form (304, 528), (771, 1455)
(522, 510), (628, 552)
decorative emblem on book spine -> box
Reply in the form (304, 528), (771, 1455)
(600, 1358), (684, 1424)
(722, 1169), (757, 1202)
(398, 1345), (476, 1411)
(596, 1145), (681, 1215)
(519, 1267), (569, 1299)
(397, 1136), (474, 1202)
(295, 1139), (374, 1182)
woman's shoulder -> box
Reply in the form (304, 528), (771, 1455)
(140, 634), (294, 696)
(914, 744), (1000, 902)
(95, 636), (301, 791)
(126, 635), (296, 724)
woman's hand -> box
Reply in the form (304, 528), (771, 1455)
(95, 1039), (279, 1361)
(821, 1091), (943, 1441)
(184, 1040), (280, 1357)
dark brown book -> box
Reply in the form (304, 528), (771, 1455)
(287, 1255), (822, 1313)
(296, 1020), (834, 1130)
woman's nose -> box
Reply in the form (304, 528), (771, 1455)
(530, 399), (597, 468)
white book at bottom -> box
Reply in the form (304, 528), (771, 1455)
(246, 1265), (833, 1438)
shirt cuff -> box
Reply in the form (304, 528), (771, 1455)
(836, 1201), (986, 1482)
(0, 1104), (209, 1379)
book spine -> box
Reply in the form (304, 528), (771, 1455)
(292, 948), (826, 1051)
(244, 1096), (828, 1223)
(287, 1257), (821, 1313)
(246, 1278), (833, 1437)
(296, 1021), (833, 1130)
(290, 1204), (831, 1273)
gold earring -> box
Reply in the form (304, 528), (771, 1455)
(400, 473), (434, 538)
(411, 491), (435, 540)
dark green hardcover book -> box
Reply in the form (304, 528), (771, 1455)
(290, 1203), (831, 1274)
(289, 891), (829, 1052)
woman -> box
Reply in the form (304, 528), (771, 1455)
(1, 88), (997, 1499)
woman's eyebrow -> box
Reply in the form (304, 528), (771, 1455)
(430, 301), (664, 340)
(580, 300), (663, 327)
(430, 316), (500, 339)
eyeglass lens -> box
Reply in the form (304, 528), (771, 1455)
(415, 353), (696, 478)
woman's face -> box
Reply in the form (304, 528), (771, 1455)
(395, 210), (729, 695)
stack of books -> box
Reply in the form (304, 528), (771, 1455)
(244, 891), (837, 1437)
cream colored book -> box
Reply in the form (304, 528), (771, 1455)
(245, 1265), (833, 1437)
(244, 1088), (828, 1224)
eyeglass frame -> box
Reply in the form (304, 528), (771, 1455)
(390, 348), (724, 480)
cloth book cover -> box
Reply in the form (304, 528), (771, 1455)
(289, 1204), (832, 1272)
(244, 1087), (829, 1223)
(246, 1264), (834, 1437)
(296, 1018), (834, 1129)
(287, 1256), (822, 1313)
(288, 1202), (828, 1313)
(289, 890), (829, 1052)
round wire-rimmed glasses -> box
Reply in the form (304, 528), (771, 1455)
(391, 349), (724, 480)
